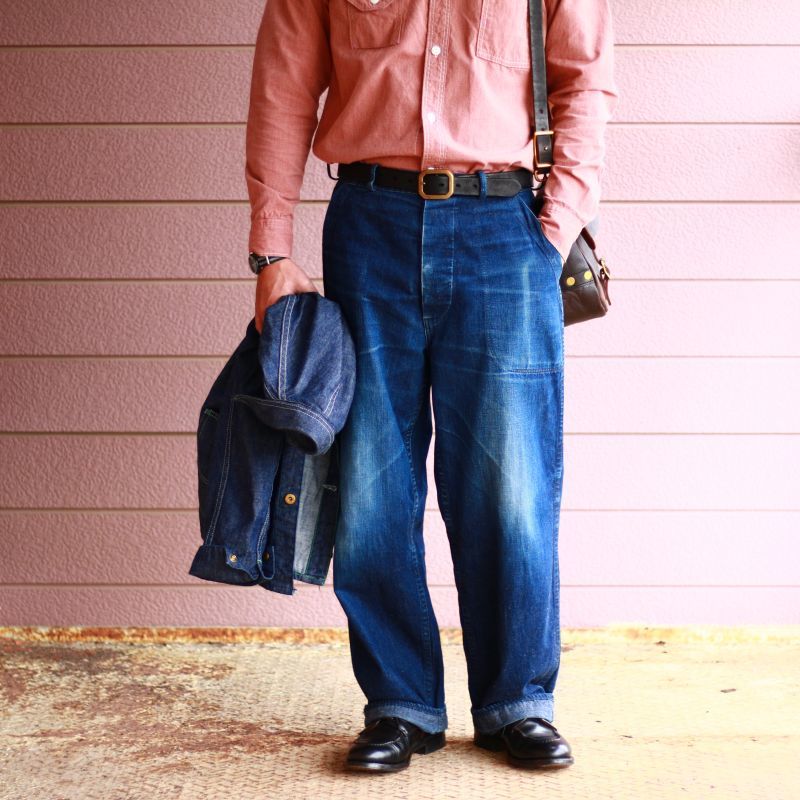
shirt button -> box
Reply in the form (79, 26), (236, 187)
(431, 44), (441, 56)
(427, 111), (436, 123)
(284, 492), (297, 505)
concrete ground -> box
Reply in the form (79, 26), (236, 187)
(1, 626), (798, 800)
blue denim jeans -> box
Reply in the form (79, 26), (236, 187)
(321, 166), (565, 735)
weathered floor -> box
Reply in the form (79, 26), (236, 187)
(0, 626), (798, 800)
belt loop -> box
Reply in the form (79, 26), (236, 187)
(367, 162), (378, 192)
(477, 170), (488, 199)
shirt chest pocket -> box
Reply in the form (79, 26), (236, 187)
(342, 0), (408, 49)
(476, 0), (532, 69)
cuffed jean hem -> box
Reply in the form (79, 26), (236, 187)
(471, 695), (555, 734)
(364, 700), (448, 734)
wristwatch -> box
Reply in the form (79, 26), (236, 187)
(249, 252), (287, 275)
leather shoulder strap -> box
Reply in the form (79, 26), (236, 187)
(529, 0), (553, 178)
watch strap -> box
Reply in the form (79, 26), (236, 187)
(249, 252), (287, 274)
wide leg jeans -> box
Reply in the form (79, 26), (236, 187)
(321, 167), (565, 735)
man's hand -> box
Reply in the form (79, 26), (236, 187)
(254, 258), (318, 334)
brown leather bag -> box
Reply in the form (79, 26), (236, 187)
(528, 0), (612, 326)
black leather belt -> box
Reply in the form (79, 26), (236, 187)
(329, 161), (533, 200)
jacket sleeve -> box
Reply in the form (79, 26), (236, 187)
(245, 0), (333, 257)
(537, 0), (620, 262)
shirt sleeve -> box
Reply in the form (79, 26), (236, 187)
(536, 0), (620, 263)
(245, 0), (332, 257)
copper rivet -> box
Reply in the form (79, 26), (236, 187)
(284, 493), (297, 505)
(566, 276), (576, 287)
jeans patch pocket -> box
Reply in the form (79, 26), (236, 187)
(482, 282), (564, 374)
(476, 0), (531, 69)
(344, 0), (408, 49)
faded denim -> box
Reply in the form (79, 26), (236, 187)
(321, 166), (565, 735)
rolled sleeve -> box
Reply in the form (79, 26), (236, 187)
(245, 0), (332, 257)
(537, 0), (620, 262)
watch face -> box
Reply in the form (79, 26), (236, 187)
(249, 253), (265, 273)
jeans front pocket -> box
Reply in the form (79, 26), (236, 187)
(322, 177), (349, 246)
(343, 0), (408, 49)
(476, 0), (531, 69)
(516, 190), (564, 280)
(478, 195), (564, 374)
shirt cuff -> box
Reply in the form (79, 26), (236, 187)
(537, 199), (586, 264)
(248, 217), (294, 259)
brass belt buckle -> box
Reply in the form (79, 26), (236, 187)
(418, 169), (455, 200)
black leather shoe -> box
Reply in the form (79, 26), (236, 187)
(474, 716), (574, 768)
(345, 716), (446, 772)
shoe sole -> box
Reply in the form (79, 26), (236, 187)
(345, 731), (447, 773)
(474, 732), (574, 769)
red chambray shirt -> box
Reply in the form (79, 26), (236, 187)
(245, 0), (619, 263)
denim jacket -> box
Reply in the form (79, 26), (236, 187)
(188, 292), (356, 595)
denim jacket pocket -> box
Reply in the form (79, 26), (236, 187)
(197, 407), (220, 486)
(196, 405), (221, 540)
(343, 0), (408, 49)
(476, 0), (531, 69)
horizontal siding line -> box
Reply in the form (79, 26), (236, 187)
(614, 43), (800, 49)
(0, 200), (258, 207)
(1, 123), (245, 129)
(0, 354), (227, 361)
(0, 507), (200, 513)
(0, 278), (261, 284)
(0, 45), (258, 52)
(0, 509), (202, 515)
(603, 196), (800, 203)
(2, 122), (800, 129)
(602, 122), (800, 128)
(0, 432), (205, 438)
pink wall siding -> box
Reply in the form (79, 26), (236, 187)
(1, 1), (799, 628)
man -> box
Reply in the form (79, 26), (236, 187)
(245, 0), (618, 773)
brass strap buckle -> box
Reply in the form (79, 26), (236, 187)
(533, 130), (554, 181)
(418, 169), (455, 199)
